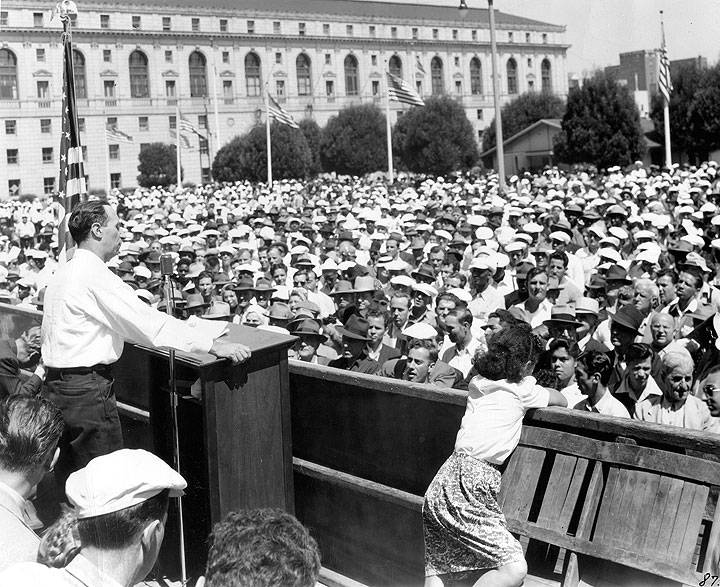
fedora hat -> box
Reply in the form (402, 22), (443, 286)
(352, 275), (376, 293)
(605, 264), (631, 284)
(253, 278), (276, 293)
(337, 314), (371, 341)
(268, 302), (294, 321)
(205, 301), (231, 320)
(329, 280), (355, 297)
(232, 277), (255, 291)
(543, 305), (583, 328)
(185, 293), (209, 310)
(575, 297), (600, 317)
(288, 318), (327, 342)
(611, 305), (644, 333)
(411, 263), (436, 282)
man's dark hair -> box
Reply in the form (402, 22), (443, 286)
(0, 395), (63, 474)
(449, 307), (474, 326)
(525, 267), (547, 284)
(576, 350), (613, 386)
(657, 268), (678, 285)
(68, 200), (109, 244)
(549, 251), (569, 268)
(548, 337), (577, 357)
(196, 270), (214, 284)
(447, 272), (468, 288)
(625, 342), (654, 364)
(204, 509), (321, 587)
(407, 338), (439, 363)
(366, 306), (390, 328)
(489, 309), (518, 328)
(436, 292), (460, 307)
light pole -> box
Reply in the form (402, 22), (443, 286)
(459, 0), (506, 193)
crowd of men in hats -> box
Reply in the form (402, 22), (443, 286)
(1, 161), (720, 436)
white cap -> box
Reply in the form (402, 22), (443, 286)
(411, 283), (438, 298)
(469, 255), (498, 272)
(133, 266), (152, 279)
(475, 227), (494, 241)
(447, 287), (472, 304)
(390, 275), (416, 288)
(66, 449), (186, 520)
(401, 322), (438, 340)
(548, 231), (571, 244)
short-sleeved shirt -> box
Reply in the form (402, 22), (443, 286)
(454, 376), (550, 465)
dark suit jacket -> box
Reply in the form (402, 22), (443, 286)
(0, 340), (42, 400)
(375, 344), (401, 366)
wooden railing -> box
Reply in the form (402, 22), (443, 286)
(289, 361), (720, 587)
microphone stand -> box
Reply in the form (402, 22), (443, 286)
(161, 254), (187, 585)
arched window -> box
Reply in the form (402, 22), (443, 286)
(296, 54), (311, 96)
(344, 54), (359, 96)
(129, 50), (149, 98)
(0, 49), (18, 100)
(541, 58), (552, 92)
(245, 52), (261, 97)
(389, 55), (402, 79)
(470, 57), (482, 95)
(72, 49), (87, 99)
(189, 51), (207, 97)
(431, 56), (444, 95)
(507, 58), (518, 95)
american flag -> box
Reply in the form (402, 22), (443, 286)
(105, 125), (134, 143)
(658, 45), (673, 103)
(179, 117), (204, 137)
(267, 94), (299, 129)
(170, 129), (197, 151)
(58, 23), (86, 252)
(387, 72), (425, 107)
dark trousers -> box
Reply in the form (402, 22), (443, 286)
(42, 371), (124, 486)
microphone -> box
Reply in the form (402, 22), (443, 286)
(160, 253), (174, 277)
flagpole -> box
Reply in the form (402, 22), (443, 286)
(660, 10), (672, 168)
(104, 126), (111, 196)
(384, 66), (394, 185)
(175, 104), (181, 188)
(212, 59), (221, 154)
(265, 87), (272, 187)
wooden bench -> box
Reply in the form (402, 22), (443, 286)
(289, 361), (720, 586)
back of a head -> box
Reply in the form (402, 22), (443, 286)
(68, 200), (109, 245)
(474, 322), (540, 384)
(0, 395), (63, 475)
(205, 508), (320, 587)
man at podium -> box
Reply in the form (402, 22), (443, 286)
(41, 200), (251, 486)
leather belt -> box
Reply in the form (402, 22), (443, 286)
(46, 363), (114, 378)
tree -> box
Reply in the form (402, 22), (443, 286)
(392, 96), (479, 174)
(650, 63), (720, 164)
(553, 72), (646, 169)
(212, 122), (312, 183)
(298, 118), (323, 175)
(137, 143), (179, 188)
(482, 92), (565, 152)
(320, 104), (387, 175)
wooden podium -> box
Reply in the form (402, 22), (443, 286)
(114, 324), (296, 576)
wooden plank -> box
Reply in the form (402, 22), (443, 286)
(557, 458), (589, 534)
(277, 356), (296, 515)
(643, 475), (674, 553)
(290, 360), (469, 406)
(293, 458), (424, 511)
(628, 471), (661, 556)
(536, 453), (577, 530)
(561, 552), (580, 587)
(502, 447), (546, 522)
(593, 466), (622, 544)
(576, 461), (604, 540)
(704, 487), (720, 573)
(655, 478), (689, 559)
(603, 468), (633, 548)
(520, 426), (720, 485)
(507, 520), (703, 585)
(678, 484), (710, 567)
(523, 408), (720, 456)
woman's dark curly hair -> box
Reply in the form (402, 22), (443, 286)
(475, 322), (543, 383)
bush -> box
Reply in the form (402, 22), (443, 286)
(136, 143), (179, 188)
(320, 104), (387, 175)
(482, 92), (565, 152)
(554, 72), (646, 169)
(212, 122), (312, 183)
(298, 118), (323, 175)
(392, 96), (479, 174)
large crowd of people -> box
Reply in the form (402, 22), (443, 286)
(0, 160), (719, 584)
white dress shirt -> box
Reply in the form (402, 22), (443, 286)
(42, 249), (226, 368)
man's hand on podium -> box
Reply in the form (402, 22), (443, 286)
(210, 340), (252, 365)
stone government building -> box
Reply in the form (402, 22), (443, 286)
(0, 0), (568, 197)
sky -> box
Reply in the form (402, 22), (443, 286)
(356, 0), (720, 75)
